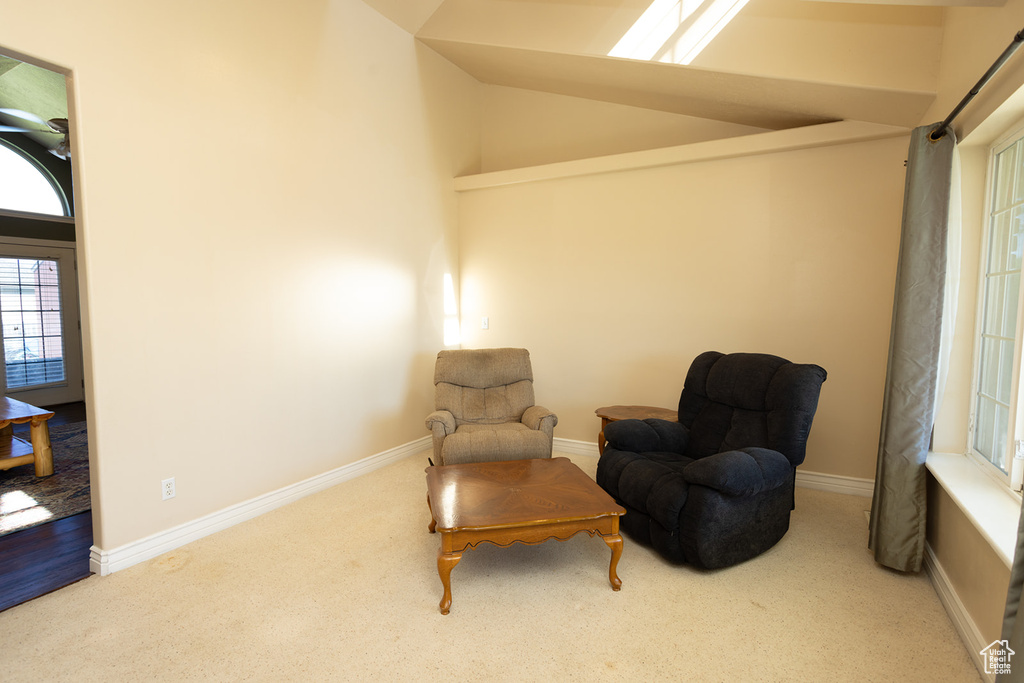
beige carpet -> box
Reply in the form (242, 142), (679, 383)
(1, 451), (981, 682)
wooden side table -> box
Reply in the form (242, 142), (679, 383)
(595, 405), (677, 454)
(0, 397), (55, 477)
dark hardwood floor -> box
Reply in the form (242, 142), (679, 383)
(0, 511), (92, 611)
(1, 401), (91, 612)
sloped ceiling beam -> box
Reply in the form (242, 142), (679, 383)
(419, 38), (934, 130)
(804, 0), (1002, 5)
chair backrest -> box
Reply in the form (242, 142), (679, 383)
(677, 351), (827, 467)
(434, 348), (536, 425)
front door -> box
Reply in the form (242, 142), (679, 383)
(0, 241), (82, 406)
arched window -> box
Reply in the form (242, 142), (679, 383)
(0, 141), (65, 216)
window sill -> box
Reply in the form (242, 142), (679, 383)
(926, 452), (1021, 568)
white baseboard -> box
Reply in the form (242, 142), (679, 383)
(89, 436), (432, 576)
(925, 543), (994, 682)
(796, 469), (874, 497)
(553, 437), (600, 457)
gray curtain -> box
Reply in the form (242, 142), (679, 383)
(869, 124), (957, 573)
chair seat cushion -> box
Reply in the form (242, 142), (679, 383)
(605, 451), (694, 532)
(440, 423), (551, 464)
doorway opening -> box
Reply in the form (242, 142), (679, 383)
(0, 50), (90, 612)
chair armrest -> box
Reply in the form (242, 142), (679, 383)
(522, 405), (558, 431)
(681, 447), (792, 497)
(604, 418), (688, 454)
(425, 410), (456, 436)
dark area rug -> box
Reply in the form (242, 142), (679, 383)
(0, 421), (89, 537)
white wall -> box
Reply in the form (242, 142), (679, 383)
(4, 0), (1019, 568)
(458, 134), (907, 480)
(0, 0), (480, 549)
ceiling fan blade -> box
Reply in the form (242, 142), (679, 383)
(0, 108), (69, 138)
(0, 125), (63, 135)
(0, 110), (70, 158)
(0, 107), (50, 126)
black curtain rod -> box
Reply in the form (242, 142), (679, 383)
(931, 27), (1024, 141)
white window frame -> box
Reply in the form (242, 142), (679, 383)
(968, 118), (1024, 492)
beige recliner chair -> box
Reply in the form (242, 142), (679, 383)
(425, 348), (558, 466)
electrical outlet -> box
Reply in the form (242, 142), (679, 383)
(162, 477), (175, 500)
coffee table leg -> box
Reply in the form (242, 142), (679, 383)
(437, 550), (462, 615)
(603, 533), (623, 591)
(29, 418), (53, 477)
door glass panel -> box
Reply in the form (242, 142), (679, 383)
(0, 257), (65, 390)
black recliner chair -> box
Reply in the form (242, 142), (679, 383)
(596, 351), (826, 569)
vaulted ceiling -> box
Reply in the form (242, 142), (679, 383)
(364, 0), (1006, 131)
(0, 0), (1013, 164)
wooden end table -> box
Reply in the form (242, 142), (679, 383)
(425, 457), (625, 615)
(0, 397), (55, 477)
(595, 405), (677, 454)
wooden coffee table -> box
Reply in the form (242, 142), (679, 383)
(595, 405), (677, 454)
(0, 397), (54, 477)
(425, 457), (625, 615)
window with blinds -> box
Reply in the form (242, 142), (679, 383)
(0, 257), (65, 390)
